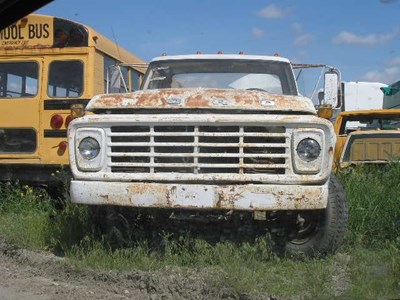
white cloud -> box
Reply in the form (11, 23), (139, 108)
(379, 29), (399, 43)
(361, 56), (400, 84)
(294, 34), (314, 46)
(252, 27), (264, 38)
(292, 23), (314, 46)
(333, 28), (399, 45)
(257, 4), (287, 19)
(292, 23), (303, 34)
(389, 57), (400, 65)
(333, 31), (376, 45)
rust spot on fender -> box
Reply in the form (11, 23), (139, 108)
(99, 194), (108, 200)
(216, 187), (243, 209)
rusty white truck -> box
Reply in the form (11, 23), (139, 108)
(68, 54), (348, 256)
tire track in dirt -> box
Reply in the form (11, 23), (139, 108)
(0, 238), (279, 300)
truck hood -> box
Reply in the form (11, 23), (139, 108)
(86, 88), (316, 114)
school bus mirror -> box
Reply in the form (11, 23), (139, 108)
(71, 104), (85, 117)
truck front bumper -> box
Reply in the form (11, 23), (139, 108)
(70, 181), (329, 211)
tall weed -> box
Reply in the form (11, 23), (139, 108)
(338, 163), (400, 246)
(0, 182), (54, 248)
(0, 181), (89, 251)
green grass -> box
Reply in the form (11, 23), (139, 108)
(0, 183), (54, 249)
(343, 243), (400, 299)
(0, 182), (88, 251)
(0, 163), (399, 298)
(66, 235), (400, 299)
(338, 163), (400, 246)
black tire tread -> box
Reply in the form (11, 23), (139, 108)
(285, 174), (348, 256)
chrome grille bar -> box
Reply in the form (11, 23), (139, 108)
(108, 125), (289, 175)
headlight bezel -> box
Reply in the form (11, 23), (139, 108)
(75, 128), (105, 172)
(292, 129), (325, 174)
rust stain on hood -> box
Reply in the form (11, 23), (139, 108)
(86, 88), (316, 114)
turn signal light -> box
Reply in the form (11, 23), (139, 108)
(58, 141), (68, 151)
(50, 114), (63, 129)
(65, 115), (75, 127)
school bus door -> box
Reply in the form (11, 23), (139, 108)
(0, 58), (43, 160)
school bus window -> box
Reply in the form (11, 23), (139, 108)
(0, 13), (146, 185)
(104, 55), (131, 93)
(108, 65), (130, 93)
(131, 68), (141, 91)
(0, 128), (36, 153)
(0, 62), (38, 98)
(48, 60), (83, 98)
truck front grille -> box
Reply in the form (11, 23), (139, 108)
(108, 125), (290, 175)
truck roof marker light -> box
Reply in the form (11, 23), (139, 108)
(274, 53), (279, 57)
(196, 51), (202, 54)
(217, 50), (223, 54)
(161, 53), (168, 56)
(50, 114), (64, 129)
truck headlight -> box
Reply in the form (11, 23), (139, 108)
(78, 137), (100, 160)
(292, 129), (325, 174)
(74, 128), (104, 172)
(296, 138), (321, 162)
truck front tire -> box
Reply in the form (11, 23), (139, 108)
(285, 174), (348, 256)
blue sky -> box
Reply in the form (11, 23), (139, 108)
(37, 0), (400, 86)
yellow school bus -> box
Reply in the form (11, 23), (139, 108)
(0, 14), (146, 185)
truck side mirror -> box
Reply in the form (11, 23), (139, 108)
(323, 70), (340, 108)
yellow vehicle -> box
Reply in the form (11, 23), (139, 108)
(0, 14), (146, 185)
(334, 109), (400, 169)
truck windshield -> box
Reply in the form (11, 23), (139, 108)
(142, 59), (298, 96)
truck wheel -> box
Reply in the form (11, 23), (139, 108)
(285, 174), (348, 256)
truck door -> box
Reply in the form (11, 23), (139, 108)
(0, 58), (42, 159)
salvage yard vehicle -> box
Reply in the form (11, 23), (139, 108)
(0, 14), (146, 186)
(334, 109), (400, 169)
(68, 54), (348, 256)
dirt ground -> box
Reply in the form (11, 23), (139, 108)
(0, 238), (278, 300)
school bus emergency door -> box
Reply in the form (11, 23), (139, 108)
(0, 57), (43, 161)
